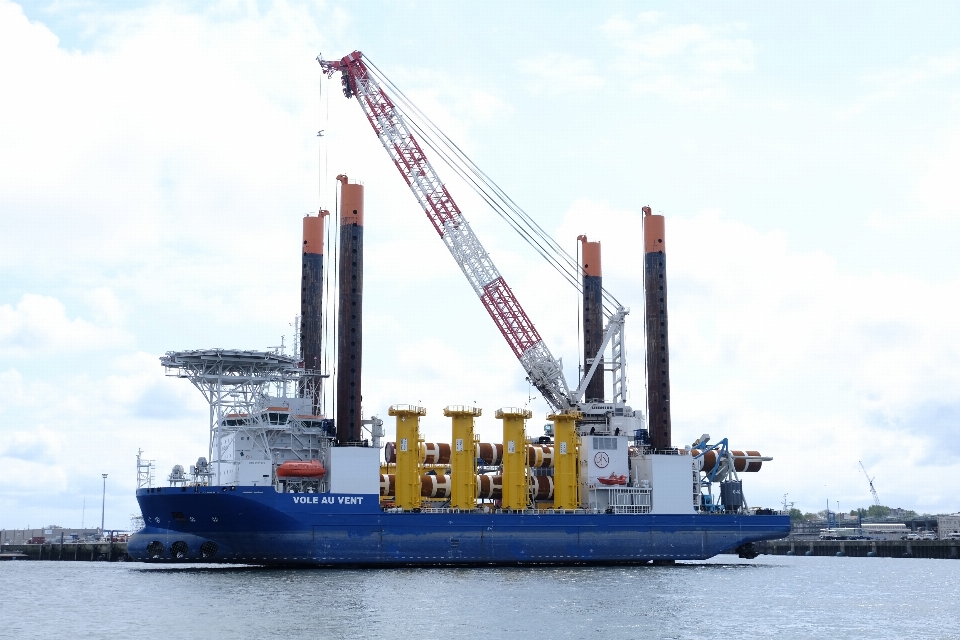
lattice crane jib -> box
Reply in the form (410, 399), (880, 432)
(859, 461), (881, 507)
(320, 51), (571, 411)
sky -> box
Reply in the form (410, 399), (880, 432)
(1, 0), (959, 528)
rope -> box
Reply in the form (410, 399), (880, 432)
(322, 208), (333, 416)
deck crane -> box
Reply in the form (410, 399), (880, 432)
(319, 51), (630, 414)
(859, 461), (881, 507)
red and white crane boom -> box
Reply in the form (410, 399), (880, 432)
(319, 51), (572, 411)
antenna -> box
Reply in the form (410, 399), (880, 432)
(782, 493), (794, 513)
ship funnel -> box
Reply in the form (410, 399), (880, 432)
(336, 175), (365, 445)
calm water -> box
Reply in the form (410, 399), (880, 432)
(2, 556), (958, 639)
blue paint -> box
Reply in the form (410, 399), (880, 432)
(128, 486), (791, 565)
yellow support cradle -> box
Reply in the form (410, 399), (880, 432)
(496, 407), (532, 510)
(548, 411), (582, 510)
(444, 405), (481, 511)
(388, 404), (426, 511)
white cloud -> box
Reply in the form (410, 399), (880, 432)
(849, 51), (960, 114)
(599, 15), (755, 101)
(637, 11), (664, 26)
(0, 426), (62, 461)
(0, 293), (129, 357)
(0, 368), (26, 409)
(0, 428), (68, 496)
(0, 0), (333, 276)
(85, 287), (126, 326)
(0, 348), (209, 526)
(914, 125), (960, 221)
(0, 457), (69, 493)
(518, 52), (604, 96)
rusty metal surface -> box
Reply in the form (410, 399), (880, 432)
(300, 214), (326, 407)
(420, 474), (451, 498)
(531, 475), (554, 500)
(732, 450), (763, 473)
(477, 443), (503, 465)
(692, 449), (764, 473)
(582, 272), (605, 402)
(527, 444), (554, 468)
(386, 442), (556, 468)
(336, 181), (364, 444)
(644, 206), (672, 451)
(423, 442), (452, 465)
(477, 474), (503, 499)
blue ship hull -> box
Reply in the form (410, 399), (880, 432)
(128, 486), (790, 566)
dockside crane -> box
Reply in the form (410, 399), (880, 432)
(318, 51), (626, 413)
(859, 461), (881, 507)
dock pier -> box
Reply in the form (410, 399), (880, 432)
(1, 542), (129, 562)
(756, 539), (960, 559)
(5, 539), (959, 561)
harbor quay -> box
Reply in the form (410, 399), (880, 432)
(754, 538), (960, 559)
(5, 539), (960, 562)
(1, 541), (129, 562)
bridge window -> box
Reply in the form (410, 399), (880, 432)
(593, 437), (618, 450)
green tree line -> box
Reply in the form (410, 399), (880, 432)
(788, 505), (916, 521)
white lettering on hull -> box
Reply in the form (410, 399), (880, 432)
(291, 496), (365, 505)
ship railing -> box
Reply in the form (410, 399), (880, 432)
(409, 507), (617, 515)
(611, 504), (652, 514)
(495, 508), (603, 515)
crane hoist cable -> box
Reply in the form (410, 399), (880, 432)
(363, 60), (584, 298)
(362, 57), (622, 316)
(321, 51), (578, 411)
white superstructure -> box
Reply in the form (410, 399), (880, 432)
(159, 349), (383, 492)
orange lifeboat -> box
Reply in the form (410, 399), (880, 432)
(597, 473), (627, 486)
(276, 460), (326, 479)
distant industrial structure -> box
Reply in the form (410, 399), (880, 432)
(937, 514), (960, 539)
(1, 527), (104, 544)
(789, 513), (957, 540)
